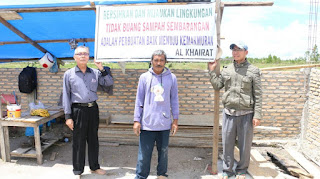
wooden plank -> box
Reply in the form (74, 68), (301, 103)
(286, 149), (320, 178)
(11, 147), (32, 155)
(34, 126), (43, 164)
(90, 2), (96, 13)
(0, 16), (48, 53)
(234, 147), (279, 178)
(2, 6), (95, 13)
(223, 2), (274, 7)
(3, 3), (187, 13)
(1, 111), (61, 123)
(42, 139), (58, 149)
(50, 152), (57, 161)
(255, 126), (281, 131)
(0, 38), (95, 45)
(211, 0), (222, 174)
(99, 142), (119, 147)
(0, 11), (22, 20)
(0, 125), (10, 162)
(261, 64), (320, 71)
(99, 137), (223, 148)
(103, 123), (215, 129)
(110, 114), (221, 126)
(11, 139), (58, 158)
(267, 150), (312, 178)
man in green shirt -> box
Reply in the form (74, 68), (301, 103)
(208, 42), (262, 179)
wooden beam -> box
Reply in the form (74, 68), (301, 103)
(234, 147), (279, 178)
(0, 16), (48, 53)
(286, 149), (320, 178)
(0, 38), (95, 45)
(2, 2), (195, 13)
(90, 2), (96, 13)
(0, 1), (274, 13)
(212, 0), (222, 175)
(2, 6), (94, 13)
(223, 1), (274, 7)
(0, 11), (22, 20)
(0, 57), (75, 62)
(261, 64), (320, 71)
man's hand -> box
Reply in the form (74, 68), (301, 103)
(171, 119), (178, 136)
(253, 118), (260, 127)
(94, 59), (103, 71)
(65, 119), (74, 131)
(207, 59), (219, 72)
(133, 121), (141, 136)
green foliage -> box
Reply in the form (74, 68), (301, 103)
(305, 45), (319, 62)
(0, 55), (311, 70)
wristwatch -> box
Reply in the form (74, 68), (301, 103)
(99, 68), (106, 72)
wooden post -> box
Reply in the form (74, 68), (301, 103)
(0, 124), (10, 162)
(34, 124), (43, 164)
(212, 0), (222, 174)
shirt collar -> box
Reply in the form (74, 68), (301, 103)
(75, 66), (91, 73)
(233, 58), (248, 67)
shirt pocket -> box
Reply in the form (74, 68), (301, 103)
(223, 75), (231, 89)
(90, 79), (98, 92)
(241, 75), (252, 90)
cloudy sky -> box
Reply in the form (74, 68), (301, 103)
(221, 0), (309, 59)
(0, 0), (311, 60)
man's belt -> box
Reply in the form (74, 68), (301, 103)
(72, 101), (96, 108)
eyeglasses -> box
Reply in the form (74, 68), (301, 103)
(75, 53), (89, 56)
(232, 48), (245, 52)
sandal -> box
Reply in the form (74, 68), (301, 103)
(236, 172), (246, 179)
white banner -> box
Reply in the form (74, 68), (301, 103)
(95, 3), (216, 62)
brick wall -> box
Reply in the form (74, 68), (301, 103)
(301, 68), (320, 163)
(0, 68), (307, 140)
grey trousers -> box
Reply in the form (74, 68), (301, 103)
(222, 111), (254, 176)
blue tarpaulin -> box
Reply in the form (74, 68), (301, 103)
(0, 0), (167, 60)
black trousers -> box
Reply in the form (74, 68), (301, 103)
(71, 103), (100, 175)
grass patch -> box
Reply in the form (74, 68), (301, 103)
(0, 59), (315, 70)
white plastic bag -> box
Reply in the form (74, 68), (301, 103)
(29, 101), (45, 112)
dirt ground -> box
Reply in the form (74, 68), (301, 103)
(0, 123), (318, 179)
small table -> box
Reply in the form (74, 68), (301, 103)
(0, 108), (64, 164)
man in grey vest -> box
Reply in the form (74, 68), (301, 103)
(208, 42), (262, 179)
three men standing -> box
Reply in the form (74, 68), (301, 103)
(133, 50), (179, 179)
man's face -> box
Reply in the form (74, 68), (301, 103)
(74, 48), (89, 65)
(232, 45), (248, 63)
(151, 55), (166, 74)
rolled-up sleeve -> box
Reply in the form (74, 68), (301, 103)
(62, 71), (72, 119)
(98, 71), (113, 87)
